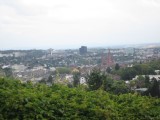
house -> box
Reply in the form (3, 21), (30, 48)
(132, 75), (160, 81)
(65, 74), (73, 83)
(80, 77), (87, 85)
(135, 88), (148, 93)
(155, 70), (160, 75)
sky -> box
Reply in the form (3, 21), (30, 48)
(0, 0), (160, 50)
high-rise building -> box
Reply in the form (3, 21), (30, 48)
(79, 46), (87, 55)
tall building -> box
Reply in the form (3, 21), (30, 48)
(79, 46), (87, 55)
(101, 49), (114, 68)
(48, 48), (54, 56)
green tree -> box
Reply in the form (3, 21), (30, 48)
(145, 75), (150, 88)
(0, 77), (160, 119)
(86, 69), (106, 90)
(130, 80), (136, 89)
(3, 68), (12, 77)
(103, 77), (113, 91)
(47, 75), (53, 83)
(106, 67), (111, 73)
(73, 72), (80, 87)
(110, 80), (130, 94)
(39, 78), (46, 84)
(149, 78), (160, 97)
(133, 64), (155, 75)
(120, 68), (137, 80)
(56, 67), (71, 74)
(115, 63), (120, 70)
(136, 75), (145, 88)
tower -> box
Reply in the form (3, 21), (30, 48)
(106, 49), (114, 67)
(101, 49), (114, 69)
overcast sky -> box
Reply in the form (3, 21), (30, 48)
(0, 0), (160, 50)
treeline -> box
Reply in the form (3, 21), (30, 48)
(86, 69), (160, 97)
(108, 60), (160, 97)
(114, 60), (160, 80)
(85, 69), (130, 95)
(0, 78), (160, 119)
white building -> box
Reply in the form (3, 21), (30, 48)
(133, 75), (160, 81)
(155, 70), (160, 75)
(80, 77), (87, 85)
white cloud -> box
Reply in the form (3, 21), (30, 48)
(0, 0), (160, 49)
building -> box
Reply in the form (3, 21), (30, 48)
(80, 77), (87, 85)
(47, 48), (54, 57)
(101, 49), (114, 68)
(132, 75), (160, 81)
(79, 46), (87, 55)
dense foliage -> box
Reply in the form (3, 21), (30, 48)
(56, 67), (71, 74)
(115, 60), (160, 80)
(85, 69), (130, 95)
(0, 78), (160, 119)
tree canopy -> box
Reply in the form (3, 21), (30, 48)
(0, 77), (160, 119)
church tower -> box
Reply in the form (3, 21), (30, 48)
(101, 49), (114, 69)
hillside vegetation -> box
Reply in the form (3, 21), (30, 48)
(0, 78), (160, 120)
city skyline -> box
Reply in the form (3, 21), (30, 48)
(0, 0), (160, 49)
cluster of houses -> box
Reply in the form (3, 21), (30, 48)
(125, 70), (160, 92)
(0, 47), (160, 87)
(0, 63), (89, 85)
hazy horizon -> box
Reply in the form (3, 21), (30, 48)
(0, 0), (160, 50)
